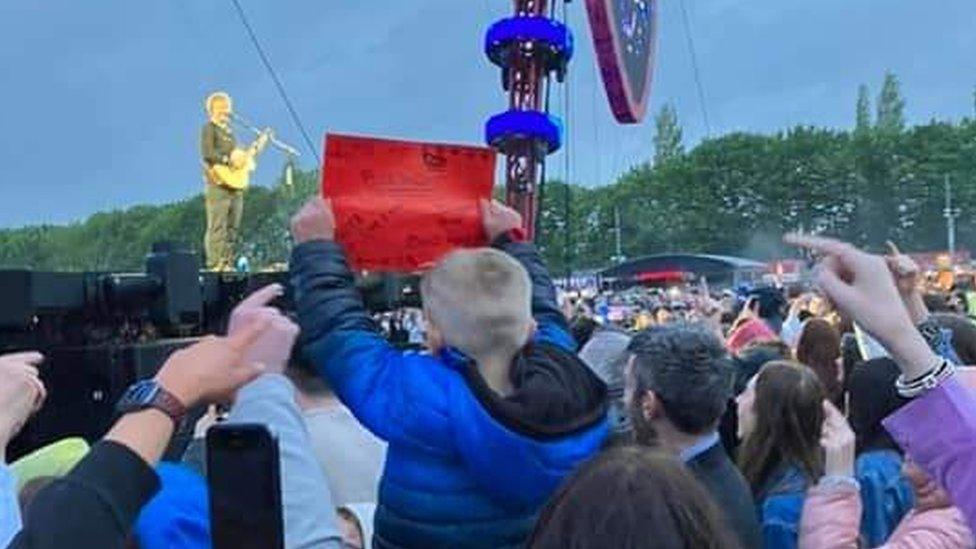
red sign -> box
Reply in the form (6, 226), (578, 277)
(322, 133), (495, 272)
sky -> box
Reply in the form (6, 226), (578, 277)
(0, 0), (973, 228)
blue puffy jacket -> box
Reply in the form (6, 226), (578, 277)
(757, 465), (809, 549)
(855, 449), (914, 547)
(291, 237), (609, 549)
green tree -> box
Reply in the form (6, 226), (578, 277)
(856, 84), (872, 133)
(876, 72), (906, 134)
(7, 82), (976, 273)
(652, 103), (684, 166)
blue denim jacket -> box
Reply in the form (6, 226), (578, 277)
(856, 450), (914, 547)
(757, 466), (809, 549)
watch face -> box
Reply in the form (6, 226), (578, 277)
(121, 380), (160, 408)
(585, 0), (658, 123)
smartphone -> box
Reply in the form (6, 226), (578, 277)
(207, 423), (284, 549)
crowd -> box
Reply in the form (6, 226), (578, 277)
(2, 197), (976, 548)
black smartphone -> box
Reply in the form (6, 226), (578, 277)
(206, 423), (284, 549)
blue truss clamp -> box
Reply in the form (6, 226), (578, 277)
(484, 16), (573, 81)
(485, 109), (563, 155)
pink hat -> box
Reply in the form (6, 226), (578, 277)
(726, 318), (778, 355)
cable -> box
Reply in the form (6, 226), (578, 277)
(536, 1), (563, 242)
(230, 0), (321, 164)
(561, 0), (573, 278)
(591, 50), (601, 185)
(677, 0), (712, 136)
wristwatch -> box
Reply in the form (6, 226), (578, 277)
(116, 380), (187, 426)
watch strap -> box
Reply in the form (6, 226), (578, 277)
(152, 385), (187, 426)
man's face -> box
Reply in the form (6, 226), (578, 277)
(210, 98), (232, 124)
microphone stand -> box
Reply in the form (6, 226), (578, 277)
(231, 113), (302, 158)
(232, 113), (302, 188)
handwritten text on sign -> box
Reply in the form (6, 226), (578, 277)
(322, 133), (495, 272)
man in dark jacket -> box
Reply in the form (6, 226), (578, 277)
(290, 198), (609, 549)
(626, 323), (762, 549)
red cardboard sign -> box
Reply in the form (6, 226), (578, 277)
(322, 133), (495, 272)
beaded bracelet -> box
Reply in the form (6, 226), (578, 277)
(895, 359), (955, 398)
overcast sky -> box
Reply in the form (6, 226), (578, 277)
(0, 0), (973, 228)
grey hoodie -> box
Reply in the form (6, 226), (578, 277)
(228, 374), (343, 549)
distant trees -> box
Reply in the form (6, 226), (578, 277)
(653, 103), (684, 166)
(2, 74), (975, 273)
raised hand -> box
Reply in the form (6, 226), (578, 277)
(228, 283), (299, 374)
(784, 234), (937, 378)
(885, 242), (921, 297)
(885, 241), (929, 325)
(480, 199), (523, 242)
(0, 352), (47, 453)
(820, 400), (856, 478)
(291, 197), (336, 244)
(154, 318), (270, 407)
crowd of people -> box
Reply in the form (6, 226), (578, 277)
(2, 197), (976, 548)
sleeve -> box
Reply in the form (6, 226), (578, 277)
(883, 508), (976, 549)
(883, 375), (976, 536)
(798, 483), (861, 549)
(0, 463), (22, 548)
(764, 520), (800, 549)
(228, 374), (343, 549)
(201, 123), (222, 167)
(9, 441), (160, 549)
(492, 234), (576, 352)
(291, 241), (452, 448)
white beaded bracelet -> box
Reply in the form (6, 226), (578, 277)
(895, 359), (955, 398)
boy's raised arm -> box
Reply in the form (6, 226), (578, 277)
(482, 200), (575, 351)
(289, 198), (449, 445)
(290, 198), (376, 341)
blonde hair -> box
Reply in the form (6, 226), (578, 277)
(421, 248), (532, 359)
(205, 91), (232, 115)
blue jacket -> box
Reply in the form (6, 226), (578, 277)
(757, 465), (809, 549)
(856, 450), (914, 547)
(291, 237), (609, 549)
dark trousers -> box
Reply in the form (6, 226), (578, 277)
(204, 183), (243, 270)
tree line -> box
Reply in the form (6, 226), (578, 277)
(2, 73), (975, 274)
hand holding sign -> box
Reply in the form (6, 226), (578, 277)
(291, 197), (336, 244)
(481, 199), (523, 242)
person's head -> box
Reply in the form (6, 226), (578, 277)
(133, 463), (210, 549)
(570, 315), (600, 348)
(625, 324), (734, 447)
(421, 248), (534, 363)
(795, 318), (843, 406)
(732, 339), (793, 396)
(750, 286), (787, 332)
(205, 91), (233, 125)
(846, 357), (908, 454)
(923, 292), (951, 313)
(932, 312), (976, 365)
(579, 328), (632, 436)
(726, 318), (778, 355)
(337, 507), (365, 549)
(528, 446), (738, 549)
(736, 361), (825, 492)
(652, 305), (673, 325)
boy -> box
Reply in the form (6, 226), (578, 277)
(290, 198), (609, 549)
